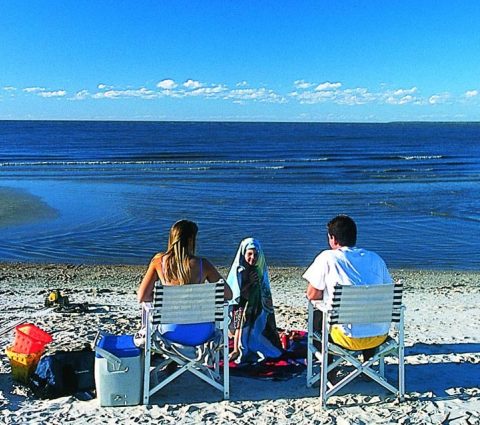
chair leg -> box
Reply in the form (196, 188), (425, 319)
(214, 348), (220, 378)
(143, 323), (152, 405)
(398, 308), (405, 401)
(379, 356), (385, 377)
(223, 311), (230, 400)
(307, 302), (314, 385)
(319, 310), (329, 408)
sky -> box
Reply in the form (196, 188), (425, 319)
(1, 0), (480, 122)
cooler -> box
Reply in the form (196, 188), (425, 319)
(94, 333), (144, 406)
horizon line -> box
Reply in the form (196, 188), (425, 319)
(1, 119), (480, 125)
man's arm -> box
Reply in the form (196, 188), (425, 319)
(306, 283), (324, 301)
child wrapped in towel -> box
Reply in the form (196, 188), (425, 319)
(227, 238), (282, 363)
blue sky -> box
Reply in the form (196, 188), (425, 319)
(1, 1), (480, 122)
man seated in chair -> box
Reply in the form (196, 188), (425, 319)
(303, 214), (393, 380)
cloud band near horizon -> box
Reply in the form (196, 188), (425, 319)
(2, 78), (479, 107)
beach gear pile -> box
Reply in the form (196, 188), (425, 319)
(5, 323), (53, 384)
(44, 289), (89, 314)
(5, 321), (142, 403)
(4, 292), (96, 400)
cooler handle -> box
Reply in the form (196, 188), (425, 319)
(94, 346), (128, 372)
(94, 330), (127, 372)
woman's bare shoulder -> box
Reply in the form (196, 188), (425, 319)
(151, 252), (165, 265)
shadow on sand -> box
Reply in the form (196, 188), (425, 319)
(404, 342), (480, 400)
(0, 342), (478, 409)
(150, 341), (480, 405)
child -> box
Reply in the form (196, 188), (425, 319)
(226, 238), (282, 363)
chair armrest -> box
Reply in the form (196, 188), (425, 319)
(141, 302), (153, 328)
(142, 302), (153, 312)
(309, 299), (330, 312)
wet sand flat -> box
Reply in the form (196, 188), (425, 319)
(0, 187), (58, 227)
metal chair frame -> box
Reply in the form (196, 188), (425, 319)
(307, 283), (405, 408)
(142, 281), (229, 404)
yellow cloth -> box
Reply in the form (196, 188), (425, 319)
(330, 325), (387, 350)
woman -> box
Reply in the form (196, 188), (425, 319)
(138, 219), (231, 302)
(227, 237), (282, 363)
(137, 219), (232, 345)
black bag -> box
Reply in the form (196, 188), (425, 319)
(29, 348), (95, 399)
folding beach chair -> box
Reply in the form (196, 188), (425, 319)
(142, 281), (229, 404)
(306, 283), (405, 408)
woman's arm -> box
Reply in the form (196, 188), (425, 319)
(203, 258), (232, 300)
(137, 258), (160, 302)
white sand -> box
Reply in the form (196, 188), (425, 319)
(1, 264), (479, 424)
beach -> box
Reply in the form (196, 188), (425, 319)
(0, 263), (479, 424)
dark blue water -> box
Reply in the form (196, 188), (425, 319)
(1, 121), (479, 270)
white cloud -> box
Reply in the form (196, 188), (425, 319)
(337, 88), (375, 105)
(290, 89), (337, 104)
(225, 87), (286, 103)
(156, 79), (177, 89)
(315, 82), (342, 91)
(72, 90), (90, 100)
(38, 90), (67, 98)
(384, 88), (418, 105)
(393, 87), (417, 96)
(294, 80), (314, 89)
(291, 84), (375, 105)
(93, 87), (157, 99)
(465, 90), (478, 98)
(183, 79), (202, 89)
(98, 84), (114, 90)
(23, 87), (66, 97)
(397, 95), (414, 105)
(236, 81), (248, 87)
(227, 88), (261, 99)
(391, 95), (420, 105)
(429, 93), (450, 105)
(184, 84), (228, 97)
(3, 86), (16, 91)
(23, 87), (45, 93)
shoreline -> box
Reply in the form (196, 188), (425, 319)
(2, 260), (479, 273)
(1, 263), (479, 423)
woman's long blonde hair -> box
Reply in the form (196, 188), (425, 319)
(163, 219), (198, 284)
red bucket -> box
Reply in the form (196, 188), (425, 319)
(13, 323), (53, 355)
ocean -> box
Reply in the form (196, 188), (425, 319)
(0, 121), (479, 270)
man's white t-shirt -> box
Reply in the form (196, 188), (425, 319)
(303, 246), (393, 338)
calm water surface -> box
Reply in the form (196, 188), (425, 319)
(0, 121), (479, 270)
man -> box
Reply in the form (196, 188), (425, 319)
(303, 214), (392, 365)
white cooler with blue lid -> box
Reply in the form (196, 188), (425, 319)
(94, 332), (144, 406)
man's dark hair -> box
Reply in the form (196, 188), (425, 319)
(327, 215), (357, 247)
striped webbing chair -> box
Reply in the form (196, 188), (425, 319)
(307, 283), (405, 408)
(142, 281), (229, 404)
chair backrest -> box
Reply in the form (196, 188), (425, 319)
(330, 283), (403, 325)
(152, 281), (225, 326)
